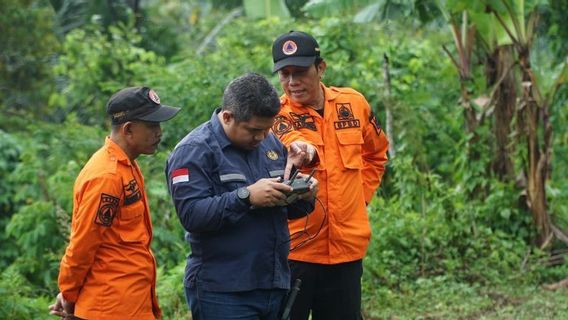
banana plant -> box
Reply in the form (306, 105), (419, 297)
(484, 0), (567, 247)
(437, 0), (567, 247)
(437, 5), (478, 135)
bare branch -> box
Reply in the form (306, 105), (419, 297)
(543, 278), (568, 291)
(551, 224), (568, 247)
(450, 23), (466, 73)
(197, 8), (243, 56)
(382, 53), (395, 158)
(442, 45), (462, 77)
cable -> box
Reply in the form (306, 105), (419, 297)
(282, 196), (328, 251)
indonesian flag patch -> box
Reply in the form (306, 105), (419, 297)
(172, 168), (190, 184)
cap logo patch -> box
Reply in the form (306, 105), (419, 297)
(112, 111), (128, 120)
(148, 89), (160, 104)
(282, 40), (298, 55)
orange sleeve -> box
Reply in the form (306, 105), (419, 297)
(361, 100), (389, 203)
(59, 175), (121, 302)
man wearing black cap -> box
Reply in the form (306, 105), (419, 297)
(271, 31), (389, 320)
(49, 87), (180, 320)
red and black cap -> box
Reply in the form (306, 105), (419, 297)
(106, 87), (180, 125)
(272, 31), (320, 72)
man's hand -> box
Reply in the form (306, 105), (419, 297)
(280, 173), (319, 205)
(247, 178), (293, 208)
(284, 141), (317, 179)
(295, 173), (319, 201)
(49, 292), (75, 318)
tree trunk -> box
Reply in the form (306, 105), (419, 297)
(382, 54), (395, 158)
(487, 45), (516, 181)
(518, 51), (551, 246)
(460, 80), (477, 138)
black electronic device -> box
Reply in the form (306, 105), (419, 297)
(282, 168), (316, 194)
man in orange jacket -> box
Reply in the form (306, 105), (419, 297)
(271, 31), (389, 320)
(48, 87), (180, 320)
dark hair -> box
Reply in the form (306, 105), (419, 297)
(222, 72), (281, 122)
(314, 57), (323, 66)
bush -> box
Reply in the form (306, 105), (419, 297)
(0, 268), (51, 320)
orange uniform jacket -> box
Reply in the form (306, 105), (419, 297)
(58, 137), (161, 320)
(273, 84), (389, 264)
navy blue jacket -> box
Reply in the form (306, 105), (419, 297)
(166, 109), (314, 292)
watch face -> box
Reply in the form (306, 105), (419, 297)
(237, 187), (250, 200)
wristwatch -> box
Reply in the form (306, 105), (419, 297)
(236, 187), (250, 205)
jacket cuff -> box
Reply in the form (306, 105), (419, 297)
(61, 291), (78, 303)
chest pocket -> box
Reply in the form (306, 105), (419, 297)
(336, 130), (363, 169)
(117, 200), (148, 243)
(266, 156), (286, 179)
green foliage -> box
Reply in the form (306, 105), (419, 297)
(2, 117), (103, 286)
(156, 262), (188, 320)
(363, 276), (568, 319)
(243, 0), (291, 18)
(303, 0), (441, 24)
(539, 0), (568, 63)
(366, 155), (531, 290)
(137, 0), (232, 59)
(49, 0), (133, 35)
(6, 201), (64, 287)
(286, 0), (310, 18)
(0, 132), (21, 271)
(1, 1), (567, 318)
(50, 23), (165, 125)
(0, 268), (51, 320)
(138, 151), (187, 269)
(0, 0), (59, 119)
(150, 17), (296, 145)
(549, 81), (568, 241)
(0, 130), (20, 215)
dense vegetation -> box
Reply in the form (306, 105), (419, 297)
(1, 0), (567, 319)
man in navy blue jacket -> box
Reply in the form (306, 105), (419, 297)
(166, 73), (318, 320)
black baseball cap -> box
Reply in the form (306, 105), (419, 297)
(272, 31), (320, 72)
(106, 87), (180, 124)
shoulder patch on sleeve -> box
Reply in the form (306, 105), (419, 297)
(94, 193), (120, 227)
(369, 111), (383, 136)
(272, 115), (293, 136)
(172, 168), (190, 184)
